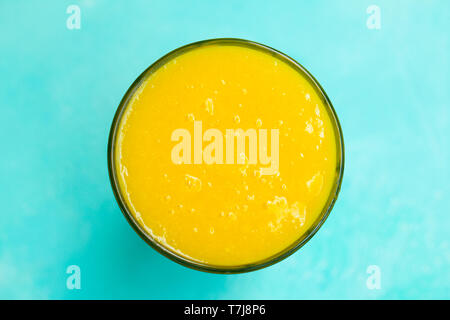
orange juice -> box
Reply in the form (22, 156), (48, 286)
(110, 39), (343, 271)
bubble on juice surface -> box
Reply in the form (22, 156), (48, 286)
(186, 113), (195, 122)
(306, 172), (324, 196)
(266, 196), (306, 231)
(228, 212), (237, 221)
(256, 119), (263, 128)
(315, 105), (321, 116)
(305, 121), (314, 134)
(205, 98), (214, 115)
(184, 174), (202, 192)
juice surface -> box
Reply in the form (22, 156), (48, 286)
(114, 42), (339, 267)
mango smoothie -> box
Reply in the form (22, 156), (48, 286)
(108, 39), (344, 272)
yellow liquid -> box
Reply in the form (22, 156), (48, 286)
(115, 42), (339, 267)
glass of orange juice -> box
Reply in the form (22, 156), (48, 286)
(108, 38), (344, 273)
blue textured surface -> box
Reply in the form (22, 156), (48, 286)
(0, 0), (449, 299)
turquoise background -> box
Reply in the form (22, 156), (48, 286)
(0, 0), (449, 299)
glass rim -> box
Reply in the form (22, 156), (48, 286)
(107, 38), (345, 274)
